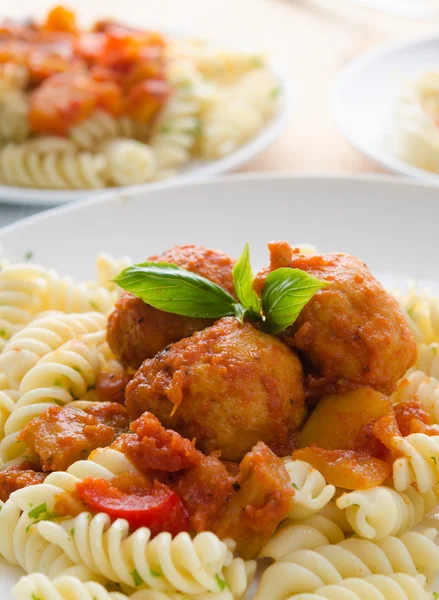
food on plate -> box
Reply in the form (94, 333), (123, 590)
(254, 240), (416, 396)
(126, 317), (305, 460)
(3, 240), (439, 600)
(389, 70), (439, 173)
(0, 6), (280, 191)
(107, 244), (235, 368)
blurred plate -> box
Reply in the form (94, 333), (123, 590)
(331, 35), (439, 183)
(0, 69), (289, 207)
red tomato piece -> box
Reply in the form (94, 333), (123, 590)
(29, 73), (97, 135)
(125, 79), (171, 123)
(76, 477), (190, 535)
(74, 32), (106, 65)
(94, 79), (123, 116)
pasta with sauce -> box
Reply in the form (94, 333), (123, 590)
(1, 240), (439, 600)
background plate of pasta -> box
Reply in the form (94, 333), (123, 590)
(0, 6), (287, 205)
(331, 35), (439, 185)
(1, 173), (439, 599)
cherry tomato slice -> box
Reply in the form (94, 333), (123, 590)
(76, 477), (190, 535)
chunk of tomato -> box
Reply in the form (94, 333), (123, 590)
(29, 73), (97, 135)
(42, 6), (78, 35)
(76, 477), (190, 535)
(125, 79), (171, 123)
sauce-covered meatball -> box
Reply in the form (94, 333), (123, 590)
(254, 241), (416, 396)
(107, 244), (235, 369)
(126, 317), (305, 460)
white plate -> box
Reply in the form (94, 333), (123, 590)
(0, 73), (289, 208)
(331, 35), (439, 184)
(1, 173), (439, 598)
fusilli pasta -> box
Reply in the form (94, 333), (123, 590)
(283, 459), (335, 519)
(150, 59), (203, 173)
(0, 87), (29, 143)
(0, 339), (102, 462)
(392, 368), (439, 424)
(335, 484), (439, 540)
(200, 68), (278, 159)
(255, 573), (429, 600)
(393, 285), (439, 343)
(69, 110), (150, 150)
(391, 432), (439, 492)
(13, 574), (126, 600)
(0, 143), (108, 189)
(104, 139), (156, 185)
(257, 529), (439, 597)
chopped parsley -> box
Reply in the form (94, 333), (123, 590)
(0, 329), (7, 339)
(433, 593), (438, 599)
(271, 86), (281, 98)
(31, 594), (41, 600)
(24, 250), (33, 261)
(292, 482), (300, 491)
(131, 569), (144, 587)
(89, 300), (99, 311)
(54, 378), (62, 387)
(150, 568), (162, 577)
(215, 574), (227, 591)
(28, 503), (48, 520)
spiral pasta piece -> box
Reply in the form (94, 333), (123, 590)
(283, 459), (335, 519)
(69, 110), (150, 150)
(150, 59), (203, 173)
(335, 484), (439, 540)
(391, 432), (439, 492)
(391, 368), (439, 424)
(0, 500), (98, 580)
(0, 311), (106, 389)
(104, 139), (156, 185)
(95, 253), (132, 291)
(393, 286), (439, 343)
(259, 515), (347, 561)
(0, 143), (109, 189)
(258, 528), (439, 597)
(12, 574), (126, 600)
(200, 68), (278, 159)
(0, 339), (102, 462)
(36, 514), (235, 594)
(255, 572), (429, 600)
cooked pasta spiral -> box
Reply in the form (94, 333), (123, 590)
(95, 253), (132, 291)
(0, 339), (102, 462)
(283, 459), (335, 519)
(255, 571), (428, 600)
(200, 68), (278, 159)
(69, 110), (150, 150)
(0, 311), (106, 389)
(391, 432), (439, 492)
(0, 500), (97, 580)
(335, 484), (439, 540)
(150, 59), (203, 173)
(37, 513), (235, 593)
(258, 529), (439, 596)
(0, 143), (108, 189)
(393, 286), (439, 343)
(104, 139), (156, 185)
(259, 515), (347, 561)
(12, 574), (126, 600)
(392, 368), (439, 424)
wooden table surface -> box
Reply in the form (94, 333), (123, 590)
(3, 0), (439, 188)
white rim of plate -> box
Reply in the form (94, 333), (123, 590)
(330, 34), (439, 184)
(1, 171), (438, 238)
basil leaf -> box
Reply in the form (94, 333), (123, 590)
(233, 303), (247, 324)
(113, 262), (236, 319)
(232, 243), (261, 317)
(262, 268), (328, 334)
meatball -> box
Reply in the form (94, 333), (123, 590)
(0, 462), (46, 502)
(254, 241), (416, 396)
(126, 317), (305, 460)
(108, 244), (236, 369)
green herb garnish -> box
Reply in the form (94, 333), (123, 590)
(262, 268), (329, 334)
(89, 300), (99, 311)
(31, 594), (41, 600)
(113, 244), (327, 335)
(24, 250), (33, 261)
(26, 504), (60, 532)
(150, 568), (162, 577)
(215, 574), (227, 591)
(271, 86), (281, 98)
(131, 569), (144, 587)
(0, 329), (6, 338)
(28, 503), (48, 520)
(292, 482), (300, 491)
